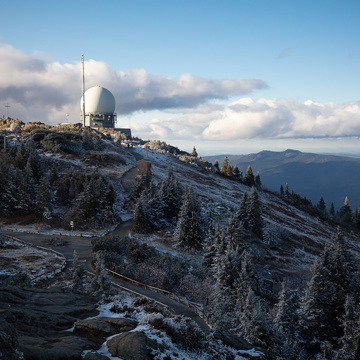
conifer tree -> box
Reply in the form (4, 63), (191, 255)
(174, 186), (203, 250)
(235, 251), (261, 311)
(203, 225), (218, 269)
(237, 191), (249, 229)
(158, 168), (183, 222)
(339, 196), (352, 224)
(317, 196), (327, 218)
(225, 164), (233, 177)
(244, 165), (255, 186)
(221, 156), (229, 175)
(191, 146), (198, 158)
(92, 252), (111, 296)
(232, 165), (241, 180)
(330, 202), (336, 217)
(35, 177), (52, 217)
(285, 183), (290, 196)
(274, 282), (300, 337)
(215, 241), (241, 289)
(236, 289), (274, 348)
(214, 160), (220, 173)
(247, 186), (263, 238)
(337, 296), (360, 359)
(297, 228), (355, 357)
(81, 174), (99, 218)
(26, 147), (43, 183)
(255, 171), (261, 188)
(280, 184), (284, 195)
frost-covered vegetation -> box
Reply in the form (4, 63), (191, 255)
(0, 126), (120, 228)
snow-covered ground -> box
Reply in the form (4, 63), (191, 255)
(131, 145), (360, 280)
(81, 293), (264, 360)
(0, 237), (65, 283)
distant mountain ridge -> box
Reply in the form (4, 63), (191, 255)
(205, 149), (360, 210)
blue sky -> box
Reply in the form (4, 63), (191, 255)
(1, 0), (359, 155)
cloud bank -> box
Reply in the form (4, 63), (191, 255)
(0, 43), (265, 123)
(0, 43), (359, 145)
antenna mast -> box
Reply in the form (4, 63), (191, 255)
(81, 54), (85, 126)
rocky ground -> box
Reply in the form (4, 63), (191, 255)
(0, 285), (166, 360)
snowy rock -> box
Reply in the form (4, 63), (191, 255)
(74, 316), (138, 339)
(107, 331), (165, 359)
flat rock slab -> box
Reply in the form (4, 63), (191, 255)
(0, 286), (99, 360)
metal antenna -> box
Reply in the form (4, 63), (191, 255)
(5, 103), (10, 118)
(81, 55), (85, 126)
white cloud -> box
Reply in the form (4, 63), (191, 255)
(0, 43), (265, 124)
(130, 98), (360, 142)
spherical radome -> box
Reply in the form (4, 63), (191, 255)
(80, 86), (115, 115)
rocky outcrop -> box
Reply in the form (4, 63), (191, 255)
(0, 286), (167, 360)
(0, 318), (21, 360)
(74, 317), (137, 340)
(0, 286), (99, 360)
(107, 331), (165, 360)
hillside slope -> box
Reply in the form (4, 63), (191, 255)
(135, 146), (360, 283)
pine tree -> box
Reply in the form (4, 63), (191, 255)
(92, 252), (111, 296)
(236, 289), (274, 348)
(191, 146), (198, 158)
(285, 183), (290, 196)
(25, 146), (43, 183)
(337, 296), (360, 359)
(232, 165), (241, 180)
(214, 241), (241, 289)
(247, 186), (263, 238)
(174, 186), (204, 250)
(280, 184), (284, 195)
(225, 164), (233, 177)
(235, 251), (261, 311)
(274, 282), (300, 337)
(330, 202), (335, 217)
(317, 196), (328, 218)
(214, 160), (220, 173)
(203, 225), (218, 269)
(255, 172), (261, 188)
(339, 196), (352, 224)
(81, 173), (99, 218)
(35, 177), (52, 217)
(237, 191), (249, 229)
(133, 190), (152, 233)
(244, 165), (255, 186)
(221, 156), (229, 175)
(158, 168), (183, 222)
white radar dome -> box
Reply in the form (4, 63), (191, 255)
(81, 86), (116, 115)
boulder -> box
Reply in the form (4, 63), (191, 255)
(74, 316), (137, 340)
(107, 331), (164, 360)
